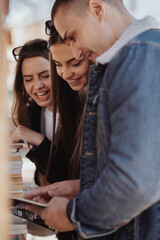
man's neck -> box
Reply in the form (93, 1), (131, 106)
(105, 4), (135, 42)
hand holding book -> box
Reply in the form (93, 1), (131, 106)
(10, 196), (56, 232)
(23, 180), (80, 231)
(25, 195), (73, 232)
(10, 194), (73, 232)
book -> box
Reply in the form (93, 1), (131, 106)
(9, 160), (23, 165)
(10, 140), (26, 145)
(10, 196), (56, 232)
(9, 187), (23, 192)
(8, 140), (55, 234)
(10, 196), (47, 208)
(8, 141), (26, 154)
(9, 223), (28, 235)
(8, 152), (21, 158)
(9, 174), (22, 179)
(8, 168), (22, 174)
(9, 144), (24, 153)
(9, 224), (27, 230)
(8, 149), (23, 198)
(9, 192), (24, 198)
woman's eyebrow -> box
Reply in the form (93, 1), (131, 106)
(66, 58), (75, 64)
(23, 70), (49, 78)
(23, 74), (33, 78)
(38, 70), (49, 75)
(53, 58), (75, 64)
(52, 59), (60, 64)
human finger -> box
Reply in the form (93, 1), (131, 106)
(25, 204), (44, 217)
(24, 187), (50, 200)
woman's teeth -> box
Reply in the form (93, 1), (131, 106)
(69, 78), (80, 83)
(36, 91), (47, 98)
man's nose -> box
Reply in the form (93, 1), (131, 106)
(70, 43), (83, 59)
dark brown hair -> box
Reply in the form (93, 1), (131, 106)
(47, 26), (87, 180)
(11, 39), (49, 128)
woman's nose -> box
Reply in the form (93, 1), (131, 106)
(34, 77), (43, 89)
(62, 67), (73, 80)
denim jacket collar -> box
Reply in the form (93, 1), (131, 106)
(96, 16), (160, 65)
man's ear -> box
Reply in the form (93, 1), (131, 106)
(88, 0), (105, 22)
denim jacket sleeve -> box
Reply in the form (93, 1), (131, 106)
(67, 42), (160, 238)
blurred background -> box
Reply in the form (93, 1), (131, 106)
(1, 0), (160, 239)
(5, 0), (54, 113)
(4, 0), (160, 115)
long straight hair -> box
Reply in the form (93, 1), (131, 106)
(45, 54), (86, 180)
(12, 39), (49, 128)
(45, 28), (87, 180)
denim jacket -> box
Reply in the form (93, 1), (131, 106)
(67, 17), (160, 239)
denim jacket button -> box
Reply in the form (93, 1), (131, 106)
(88, 112), (97, 116)
(84, 152), (96, 156)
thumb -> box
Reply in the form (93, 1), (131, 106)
(48, 190), (54, 197)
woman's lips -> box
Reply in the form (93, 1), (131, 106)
(34, 90), (50, 100)
(68, 77), (81, 86)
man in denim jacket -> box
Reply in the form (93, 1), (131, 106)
(24, 0), (160, 239)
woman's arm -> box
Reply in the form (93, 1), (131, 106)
(11, 125), (69, 185)
(11, 125), (44, 146)
(27, 138), (69, 184)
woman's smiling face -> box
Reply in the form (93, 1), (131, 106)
(22, 56), (52, 110)
(50, 43), (90, 91)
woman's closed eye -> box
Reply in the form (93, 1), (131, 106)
(23, 78), (33, 82)
(55, 63), (62, 67)
(71, 60), (83, 67)
(54, 58), (83, 68)
(40, 73), (50, 79)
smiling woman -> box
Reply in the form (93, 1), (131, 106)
(11, 39), (52, 144)
(22, 57), (52, 111)
(50, 43), (89, 91)
(47, 22), (91, 181)
(10, 38), (69, 189)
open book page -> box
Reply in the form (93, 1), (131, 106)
(10, 196), (47, 208)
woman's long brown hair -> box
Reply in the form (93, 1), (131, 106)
(44, 27), (87, 181)
(11, 39), (49, 128)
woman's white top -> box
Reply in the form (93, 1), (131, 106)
(42, 107), (59, 141)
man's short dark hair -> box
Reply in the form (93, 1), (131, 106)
(51, 0), (123, 21)
(51, 0), (85, 21)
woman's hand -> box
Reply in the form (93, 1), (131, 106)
(10, 125), (45, 146)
